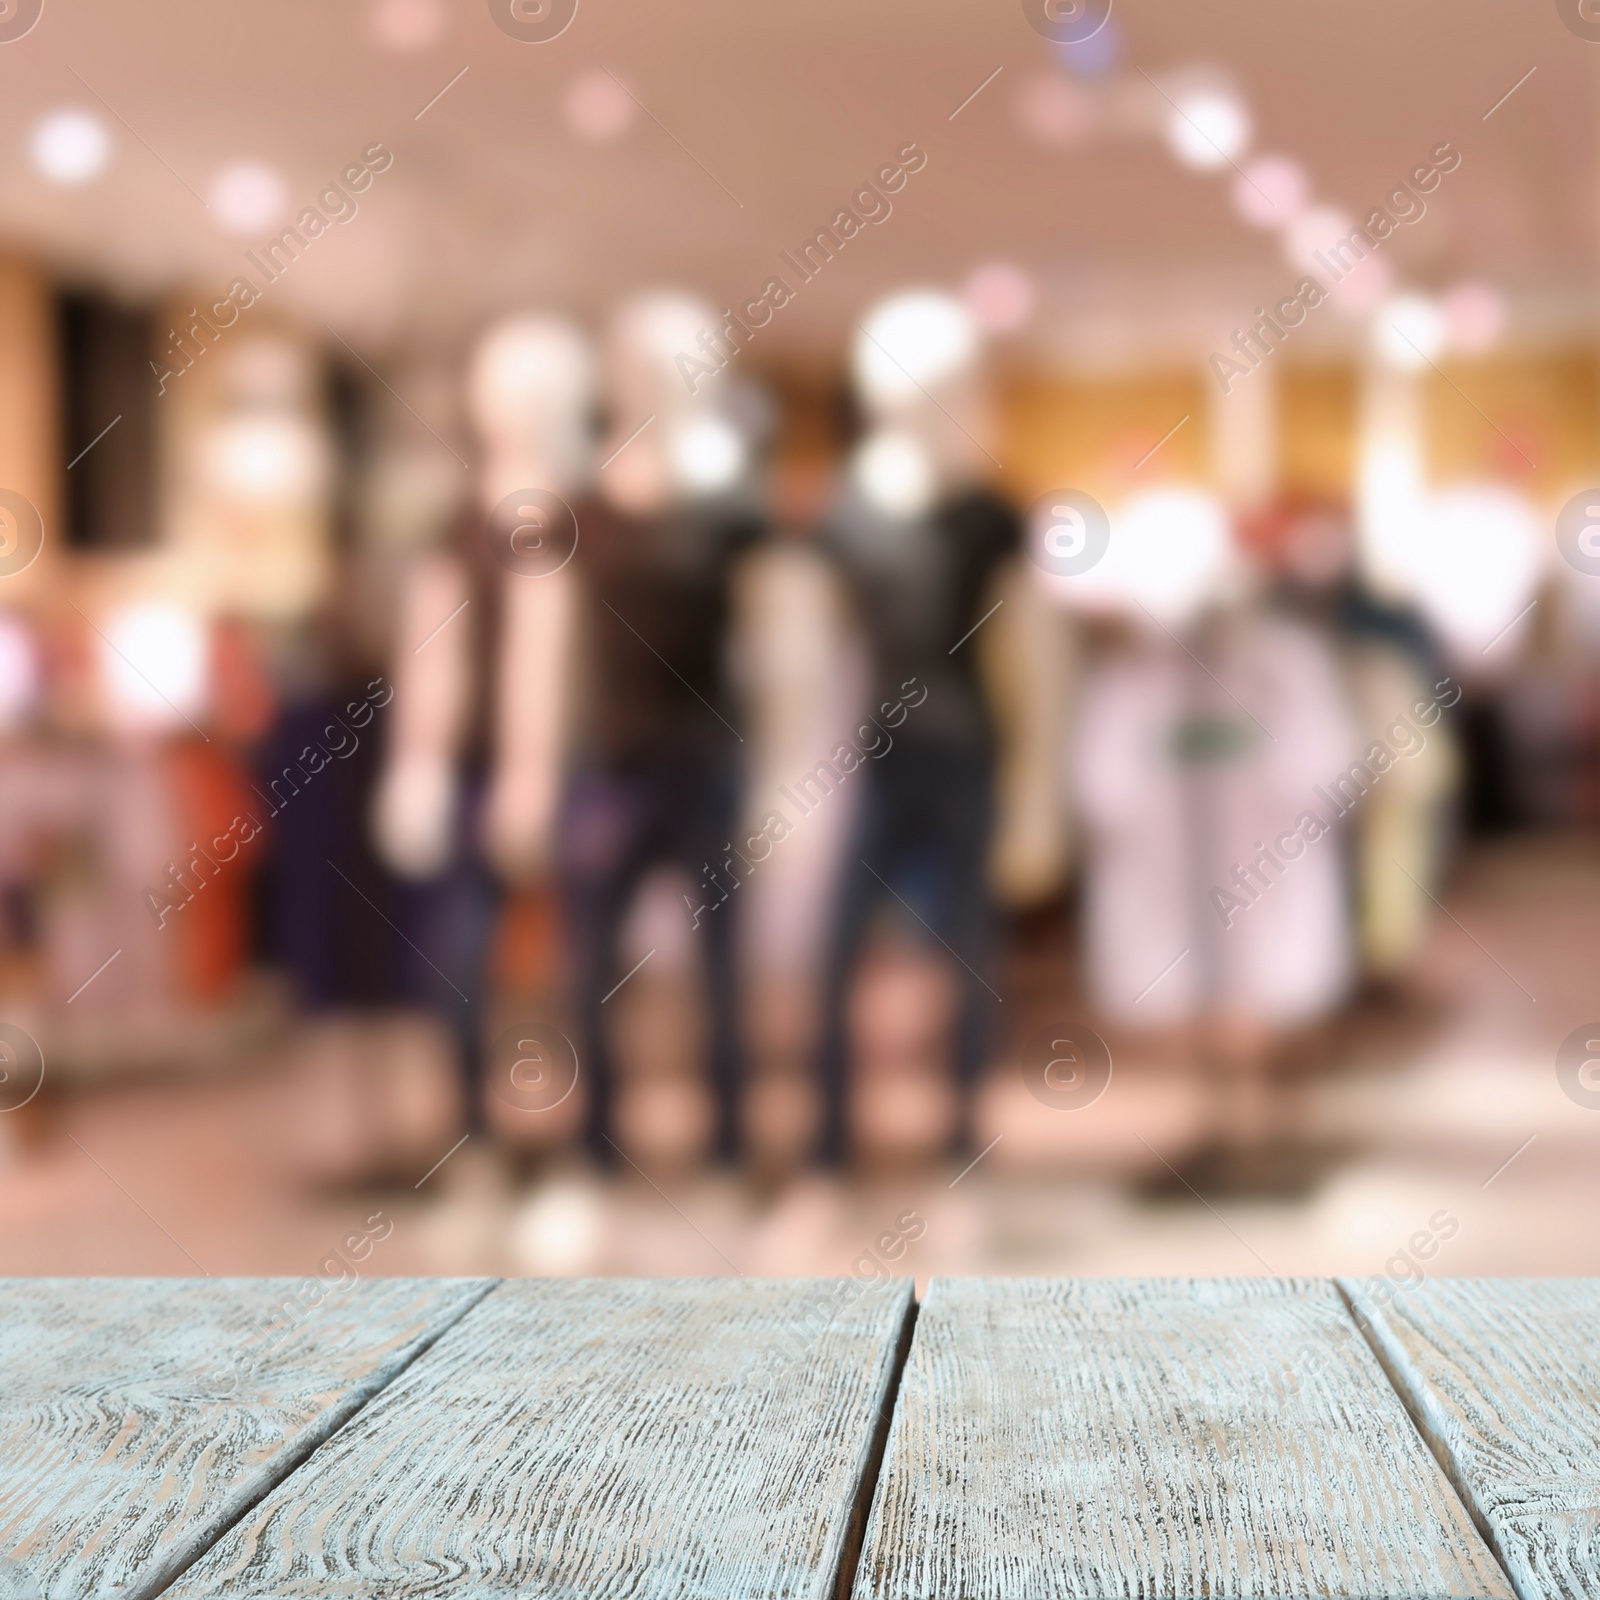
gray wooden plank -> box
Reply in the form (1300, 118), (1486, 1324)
(165, 1275), (915, 1600)
(853, 1276), (1515, 1600)
(1340, 1276), (1600, 1600)
(0, 1276), (495, 1600)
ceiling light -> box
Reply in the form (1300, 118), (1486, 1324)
(209, 161), (287, 236)
(1164, 91), (1250, 171)
(963, 263), (1036, 334)
(1051, 17), (1122, 77)
(564, 70), (636, 142)
(1013, 73), (1093, 148)
(30, 110), (110, 185)
(1441, 282), (1505, 355)
(1326, 253), (1393, 318)
(1283, 205), (1352, 274)
(368, 0), (444, 50)
(1231, 155), (1307, 229)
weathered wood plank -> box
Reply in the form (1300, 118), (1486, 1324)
(0, 1276), (495, 1600)
(853, 1276), (1515, 1600)
(166, 1276), (915, 1599)
(1341, 1276), (1600, 1600)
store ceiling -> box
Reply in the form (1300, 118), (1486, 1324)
(0, 0), (1593, 364)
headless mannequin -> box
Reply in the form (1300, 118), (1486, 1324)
(730, 446), (869, 1170)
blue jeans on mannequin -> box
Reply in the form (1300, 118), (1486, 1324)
(813, 744), (998, 1167)
(561, 757), (745, 1166)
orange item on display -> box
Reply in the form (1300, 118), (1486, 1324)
(163, 738), (266, 1003)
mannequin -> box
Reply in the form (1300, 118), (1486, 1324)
(729, 435), (870, 1170)
(372, 315), (593, 1186)
(813, 290), (1027, 1165)
(561, 290), (757, 1165)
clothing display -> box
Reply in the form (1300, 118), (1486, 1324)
(561, 497), (758, 1161)
(813, 485), (1021, 1161)
(1072, 609), (1359, 1028)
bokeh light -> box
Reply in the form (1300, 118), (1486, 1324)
(1164, 91), (1251, 171)
(1375, 294), (1446, 367)
(1442, 281), (1506, 354)
(367, 0), (444, 50)
(99, 603), (208, 731)
(1231, 155), (1308, 229)
(851, 428), (936, 519)
(564, 70), (637, 143)
(208, 161), (287, 236)
(29, 110), (110, 185)
(853, 291), (978, 403)
(962, 263), (1036, 334)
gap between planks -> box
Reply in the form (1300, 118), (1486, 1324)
(133, 1277), (505, 1600)
(1334, 1277), (1526, 1600)
(833, 1290), (920, 1600)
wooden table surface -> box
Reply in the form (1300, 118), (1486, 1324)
(0, 1277), (1594, 1600)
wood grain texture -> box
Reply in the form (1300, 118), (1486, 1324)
(1341, 1277), (1600, 1600)
(167, 1276), (915, 1600)
(853, 1276), (1515, 1600)
(0, 1276), (494, 1600)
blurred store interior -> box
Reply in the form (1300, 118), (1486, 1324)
(2, 0), (1600, 1287)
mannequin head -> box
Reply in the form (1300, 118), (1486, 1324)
(604, 290), (714, 420)
(601, 289), (748, 514)
(467, 314), (598, 503)
(852, 290), (978, 416)
(848, 290), (992, 515)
